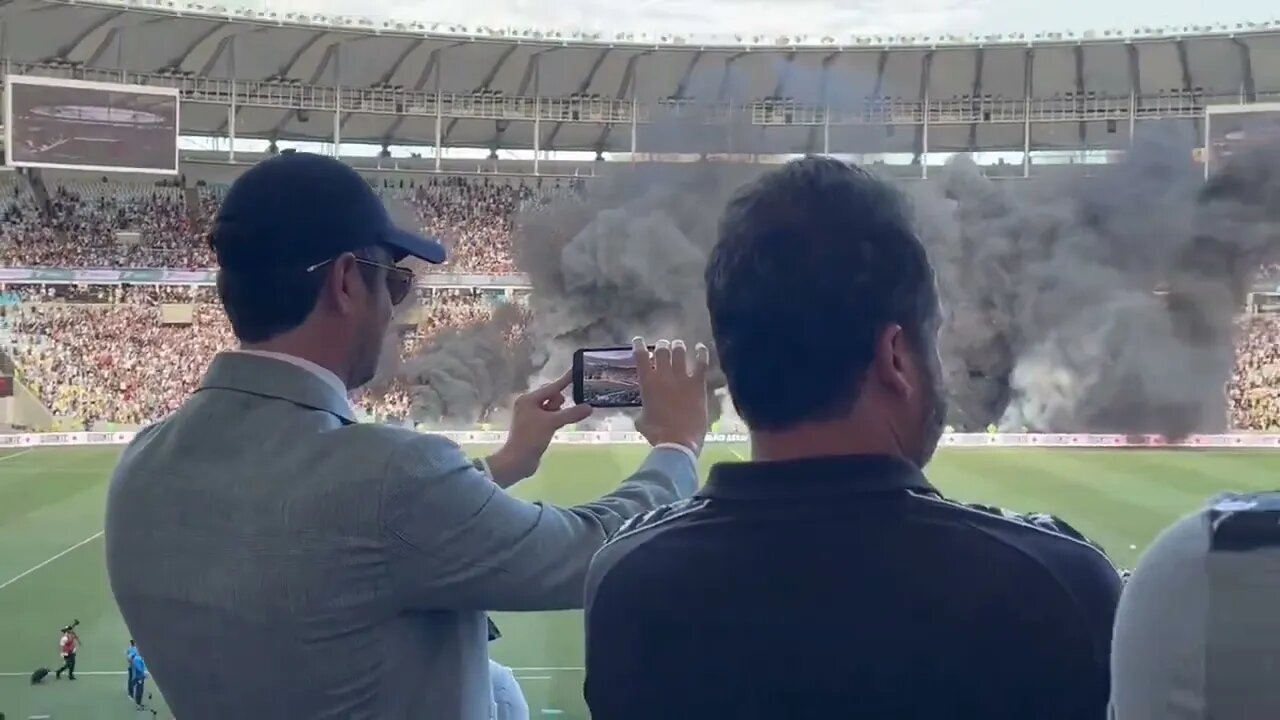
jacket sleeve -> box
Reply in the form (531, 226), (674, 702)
(380, 433), (699, 612)
(961, 502), (1121, 564)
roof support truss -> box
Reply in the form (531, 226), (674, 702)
(912, 51), (933, 164)
(269, 40), (340, 135)
(164, 21), (227, 70)
(1232, 38), (1256, 103)
(804, 52), (837, 153)
(45, 9), (119, 61)
(671, 50), (703, 100)
(871, 50), (889, 97)
(383, 44), (456, 142)
(490, 49), (550, 151)
(440, 43), (519, 146)
(1074, 44), (1087, 148)
(967, 47), (985, 150)
(544, 47), (611, 151)
(591, 51), (648, 153)
(337, 38), (425, 138)
(1175, 39), (1201, 138)
(717, 53), (745, 153)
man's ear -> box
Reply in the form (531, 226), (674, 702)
(326, 253), (361, 315)
(873, 324), (915, 400)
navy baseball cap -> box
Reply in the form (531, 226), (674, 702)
(210, 152), (446, 271)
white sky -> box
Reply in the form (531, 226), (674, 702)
(244, 0), (1277, 38)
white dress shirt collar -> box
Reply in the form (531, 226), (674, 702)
(229, 348), (352, 406)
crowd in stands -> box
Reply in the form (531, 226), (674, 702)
(6, 286), (1280, 431)
(1229, 314), (1280, 431)
(0, 176), (574, 275)
(2, 175), (1280, 431)
(396, 179), (535, 275)
(10, 303), (233, 427)
(0, 185), (215, 269)
(6, 289), (505, 428)
(1, 283), (216, 305)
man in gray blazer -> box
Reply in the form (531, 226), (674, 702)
(103, 153), (709, 720)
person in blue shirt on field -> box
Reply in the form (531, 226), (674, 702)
(127, 641), (149, 710)
(126, 640), (138, 696)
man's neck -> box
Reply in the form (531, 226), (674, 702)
(237, 340), (350, 393)
(749, 419), (902, 463)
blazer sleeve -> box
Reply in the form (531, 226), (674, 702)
(380, 433), (698, 612)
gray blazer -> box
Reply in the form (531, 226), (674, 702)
(104, 351), (698, 720)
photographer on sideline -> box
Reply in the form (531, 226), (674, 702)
(54, 622), (78, 680)
(104, 153), (710, 720)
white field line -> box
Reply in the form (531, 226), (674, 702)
(0, 448), (33, 463)
(0, 531), (104, 592)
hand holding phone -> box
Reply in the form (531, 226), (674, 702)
(635, 337), (712, 454)
(486, 370), (594, 487)
(575, 337), (711, 454)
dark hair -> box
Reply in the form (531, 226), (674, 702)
(705, 156), (939, 431)
(215, 243), (386, 343)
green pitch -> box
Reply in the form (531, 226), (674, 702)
(1, 444), (1278, 719)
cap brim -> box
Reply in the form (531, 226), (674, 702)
(384, 227), (447, 264)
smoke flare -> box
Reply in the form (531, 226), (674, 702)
(393, 129), (1280, 436)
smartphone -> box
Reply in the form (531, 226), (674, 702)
(572, 346), (650, 408)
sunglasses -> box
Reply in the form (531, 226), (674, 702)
(306, 255), (415, 306)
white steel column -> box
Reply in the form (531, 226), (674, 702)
(434, 57), (443, 172)
(823, 106), (830, 155)
(533, 58), (541, 176)
(332, 43), (342, 157)
(1023, 49), (1033, 178)
(921, 94), (930, 180)
(228, 37), (238, 163)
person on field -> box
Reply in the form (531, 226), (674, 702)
(127, 639), (139, 696)
(54, 624), (78, 680)
(129, 643), (150, 710)
(104, 152), (710, 720)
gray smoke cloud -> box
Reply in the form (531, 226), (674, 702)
(912, 129), (1280, 437)
(518, 165), (753, 365)
(391, 121), (1280, 436)
(399, 303), (533, 427)
(510, 161), (767, 427)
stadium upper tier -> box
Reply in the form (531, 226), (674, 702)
(0, 175), (550, 275)
(0, 0), (1277, 153)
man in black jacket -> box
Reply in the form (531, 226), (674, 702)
(584, 157), (1124, 720)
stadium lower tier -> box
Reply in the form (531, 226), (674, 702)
(2, 302), (1279, 432)
(1, 298), (500, 428)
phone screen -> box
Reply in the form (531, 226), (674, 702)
(574, 346), (645, 408)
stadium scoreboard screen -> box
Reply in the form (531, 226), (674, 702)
(1204, 103), (1280, 179)
(0, 375), (12, 398)
(4, 75), (179, 175)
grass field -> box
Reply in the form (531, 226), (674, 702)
(1, 443), (1278, 719)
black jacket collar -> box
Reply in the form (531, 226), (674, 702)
(699, 454), (937, 501)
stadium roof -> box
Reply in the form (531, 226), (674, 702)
(1, 0), (1279, 153)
